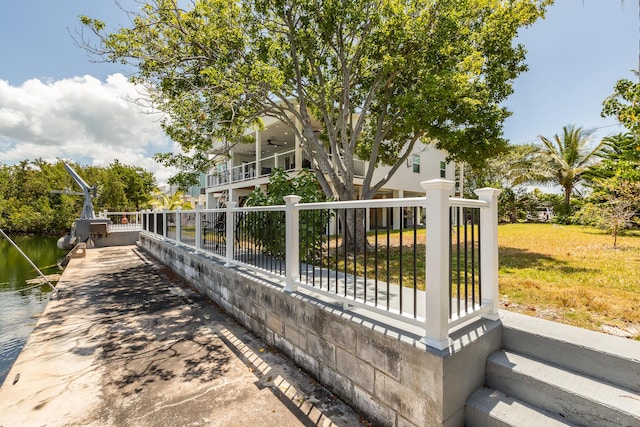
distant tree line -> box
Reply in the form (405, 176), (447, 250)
(0, 159), (156, 234)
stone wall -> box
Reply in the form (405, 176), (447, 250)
(138, 233), (501, 426)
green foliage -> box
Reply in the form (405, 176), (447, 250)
(150, 189), (194, 210)
(602, 78), (640, 138)
(602, 132), (640, 163)
(575, 163), (640, 246)
(245, 168), (326, 206)
(81, 0), (550, 201)
(243, 168), (329, 260)
(0, 159), (156, 234)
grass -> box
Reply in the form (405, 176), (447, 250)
(498, 223), (640, 340)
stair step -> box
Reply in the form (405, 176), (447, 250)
(465, 387), (578, 427)
(487, 350), (640, 427)
(500, 310), (640, 391)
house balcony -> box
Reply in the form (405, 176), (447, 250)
(206, 148), (366, 189)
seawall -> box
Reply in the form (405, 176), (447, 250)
(139, 232), (502, 426)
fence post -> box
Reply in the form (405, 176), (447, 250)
(421, 179), (455, 350)
(224, 202), (237, 267)
(474, 187), (502, 320)
(176, 207), (182, 244)
(162, 209), (168, 239)
(283, 195), (302, 292)
(195, 205), (203, 252)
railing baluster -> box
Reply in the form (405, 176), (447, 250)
(386, 207), (390, 310)
(464, 207), (469, 312)
(413, 207), (417, 318)
(471, 209), (476, 306)
(176, 208), (182, 244)
(343, 209), (347, 297)
(456, 206), (461, 317)
(334, 213), (339, 294)
(374, 208), (379, 307)
(224, 202), (236, 267)
(363, 209), (368, 303)
(399, 211), (403, 314)
(353, 208), (357, 300)
(195, 205), (202, 253)
(449, 207), (453, 319)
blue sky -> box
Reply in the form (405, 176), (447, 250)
(503, 0), (638, 145)
(0, 0), (638, 182)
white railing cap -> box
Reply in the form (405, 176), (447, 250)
(420, 179), (455, 191)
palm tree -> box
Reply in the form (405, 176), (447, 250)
(150, 189), (194, 210)
(538, 125), (607, 210)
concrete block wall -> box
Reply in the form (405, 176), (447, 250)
(139, 233), (501, 426)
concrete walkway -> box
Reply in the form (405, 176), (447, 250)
(0, 246), (365, 427)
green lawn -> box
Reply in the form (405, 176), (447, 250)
(498, 223), (640, 340)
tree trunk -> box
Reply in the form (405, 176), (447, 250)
(563, 185), (572, 212)
(340, 208), (371, 254)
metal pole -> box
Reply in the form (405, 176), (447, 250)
(0, 228), (59, 297)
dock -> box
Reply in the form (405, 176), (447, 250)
(0, 245), (363, 427)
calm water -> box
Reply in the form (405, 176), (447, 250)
(0, 234), (66, 386)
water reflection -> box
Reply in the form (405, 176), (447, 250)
(0, 235), (66, 385)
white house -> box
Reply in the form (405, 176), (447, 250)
(204, 114), (463, 229)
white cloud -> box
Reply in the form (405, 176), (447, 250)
(0, 74), (178, 184)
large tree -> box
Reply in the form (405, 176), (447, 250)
(80, 0), (550, 202)
(538, 125), (606, 211)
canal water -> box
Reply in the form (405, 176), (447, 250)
(0, 234), (66, 386)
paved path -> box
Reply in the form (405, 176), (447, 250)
(0, 246), (365, 427)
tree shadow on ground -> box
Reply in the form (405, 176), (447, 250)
(39, 249), (232, 400)
(92, 263), (232, 396)
(498, 246), (597, 274)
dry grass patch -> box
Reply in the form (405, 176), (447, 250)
(498, 224), (640, 340)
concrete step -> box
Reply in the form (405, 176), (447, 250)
(486, 350), (640, 427)
(500, 310), (640, 392)
(465, 387), (578, 427)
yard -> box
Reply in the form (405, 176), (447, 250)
(498, 223), (640, 340)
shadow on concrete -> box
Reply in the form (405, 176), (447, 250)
(16, 246), (365, 426)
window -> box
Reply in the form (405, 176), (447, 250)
(440, 161), (446, 178)
(412, 154), (420, 173)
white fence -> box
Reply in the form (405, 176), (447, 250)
(136, 179), (500, 350)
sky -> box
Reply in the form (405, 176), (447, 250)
(0, 0), (638, 185)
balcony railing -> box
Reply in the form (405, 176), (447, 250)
(140, 179), (500, 350)
(206, 151), (366, 188)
